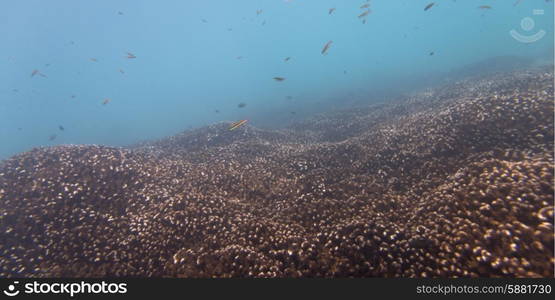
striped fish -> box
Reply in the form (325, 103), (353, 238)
(229, 120), (248, 131)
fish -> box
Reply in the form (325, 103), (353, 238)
(329, 8), (336, 15)
(321, 40), (333, 55)
(273, 77), (285, 81)
(31, 69), (47, 78)
(236, 56), (243, 60)
(119, 69), (125, 74)
(362, 18), (367, 24)
(90, 58), (98, 62)
(229, 120), (248, 131)
(358, 10), (370, 18)
(48, 134), (57, 141)
(284, 57), (291, 62)
(118, 11), (123, 15)
(71, 95), (76, 99)
(429, 51), (434, 56)
(238, 102), (247, 108)
(478, 5), (491, 9)
(201, 19), (207, 23)
(360, 4), (370, 9)
(256, 9), (263, 15)
(58, 125), (64, 131)
(424, 2), (435, 11)
(214, 109), (220, 113)
(126, 52), (136, 59)
(102, 98), (111, 105)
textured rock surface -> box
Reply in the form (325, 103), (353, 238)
(1, 69), (553, 277)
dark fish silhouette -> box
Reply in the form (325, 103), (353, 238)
(126, 52), (136, 59)
(424, 3), (435, 11)
(238, 102), (247, 108)
(358, 10), (370, 18)
(273, 77), (285, 81)
(284, 57), (291, 62)
(48, 134), (57, 141)
(321, 41), (333, 55)
(329, 8), (336, 15)
(58, 125), (64, 131)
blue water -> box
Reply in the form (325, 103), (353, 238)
(1, 0), (553, 160)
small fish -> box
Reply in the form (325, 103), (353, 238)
(90, 58), (98, 62)
(201, 19), (207, 23)
(229, 120), (248, 131)
(71, 95), (76, 99)
(238, 102), (247, 108)
(321, 40), (333, 55)
(102, 98), (111, 105)
(214, 109), (220, 113)
(362, 18), (367, 24)
(236, 56), (243, 60)
(429, 51), (434, 56)
(286, 96), (293, 100)
(360, 4), (370, 9)
(273, 77), (285, 81)
(48, 134), (57, 141)
(126, 52), (136, 59)
(17, 127), (22, 131)
(478, 5), (491, 9)
(256, 9), (263, 15)
(12, 89), (18, 92)
(329, 8), (336, 15)
(119, 69), (125, 74)
(262, 20), (266, 26)
(284, 57), (291, 62)
(118, 11), (124, 15)
(290, 111), (296, 115)
(31, 69), (47, 78)
(358, 10), (370, 18)
(58, 125), (64, 131)
(424, 2), (435, 11)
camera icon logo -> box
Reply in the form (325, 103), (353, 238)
(3, 281), (20, 297)
(510, 9), (546, 43)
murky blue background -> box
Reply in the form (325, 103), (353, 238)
(1, 0), (553, 159)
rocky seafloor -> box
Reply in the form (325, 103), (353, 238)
(1, 68), (553, 278)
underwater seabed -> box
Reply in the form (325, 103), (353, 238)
(0, 67), (553, 277)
